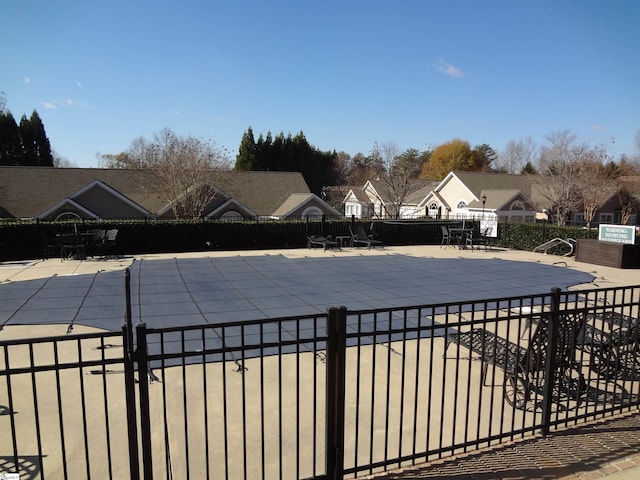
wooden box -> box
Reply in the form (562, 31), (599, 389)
(576, 239), (640, 269)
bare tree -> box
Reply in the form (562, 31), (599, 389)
(616, 158), (640, 224)
(332, 151), (352, 185)
(371, 141), (426, 219)
(99, 128), (230, 218)
(52, 150), (77, 168)
(574, 143), (616, 227)
(536, 131), (582, 225)
(497, 137), (538, 174)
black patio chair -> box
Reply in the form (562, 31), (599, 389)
(86, 229), (107, 257)
(349, 224), (384, 249)
(101, 229), (119, 259)
(440, 225), (451, 248)
(307, 234), (340, 251)
(465, 228), (489, 251)
(40, 232), (61, 260)
(60, 233), (87, 260)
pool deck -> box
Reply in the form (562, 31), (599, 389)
(1, 244), (639, 478)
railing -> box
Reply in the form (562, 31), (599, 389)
(1, 282), (639, 479)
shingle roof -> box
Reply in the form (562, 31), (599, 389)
(0, 167), (313, 218)
(270, 193), (315, 217)
(366, 178), (438, 204)
(451, 171), (536, 197)
(467, 189), (522, 209)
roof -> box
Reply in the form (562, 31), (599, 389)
(346, 187), (372, 204)
(0, 166), (315, 218)
(365, 178), (438, 204)
(467, 189), (527, 209)
(449, 171), (536, 197)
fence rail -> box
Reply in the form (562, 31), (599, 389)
(1, 282), (639, 479)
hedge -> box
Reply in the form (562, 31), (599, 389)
(0, 218), (599, 262)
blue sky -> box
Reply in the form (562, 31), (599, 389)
(2, 0), (639, 167)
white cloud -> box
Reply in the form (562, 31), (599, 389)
(41, 98), (88, 109)
(592, 125), (604, 131)
(75, 81), (84, 88)
(24, 76), (31, 83)
(437, 59), (464, 79)
(171, 109), (180, 115)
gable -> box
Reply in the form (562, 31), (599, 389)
(271, 193), (341, 218)
(71, 181), (150, 218)
(205, 198), (257, 219)
(38, 198), (100, 220)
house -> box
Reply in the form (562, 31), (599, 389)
(344, 172), (538, 222)
(343, 179), (438, 219)
(0, 166), (342, 221)
(341, 170), (639, 225)
(422, 171), (539, 223)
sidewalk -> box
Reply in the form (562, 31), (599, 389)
(364, 412), (640, 480)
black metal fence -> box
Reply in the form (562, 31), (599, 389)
(2, 282), (639, 479)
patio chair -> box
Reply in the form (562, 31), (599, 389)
(465, 228), (489, 251)
(101, 229), (119, 259)
(86, 229), (107, 257)
(440, 225), (451, 248)
(349, 224), (384, 249)
(60, 233), (87, 260)
(307, 234), (340, 251)
(40, 232), (61, 260)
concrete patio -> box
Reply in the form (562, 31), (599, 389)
(1, 244), (639, 479)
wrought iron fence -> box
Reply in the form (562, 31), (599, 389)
(1, 282), (639, 479)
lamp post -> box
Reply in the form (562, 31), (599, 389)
(481, 194), (487, 220)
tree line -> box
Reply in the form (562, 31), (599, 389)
(235, 127), (338, 195)
(0, 103), (53, 167)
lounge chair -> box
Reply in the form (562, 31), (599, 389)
(349, 224), (384, 249)
(307, 234), (340, 251)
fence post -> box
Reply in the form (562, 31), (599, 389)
(123, 322), (140, 480)
(123, 268), (140, 480)
(135, 323), (154, 480)
(541, 287), (561, 435)
(325, 306), (347, 480)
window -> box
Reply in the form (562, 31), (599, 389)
(302, 206), (323, 219)
(221, 211), (243, 222)
(510, 201), (524, 211)
(429, 202), (439, 218)
(599, 213), (614, 224)
(456, 200), (467, 209)
(55, 212), (82, 221)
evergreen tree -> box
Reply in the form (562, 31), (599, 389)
(232, 126), (338, 195)
(0, 111), (21, 165)
(18, 111), (53, 166)
(235, 127), (256, 170)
